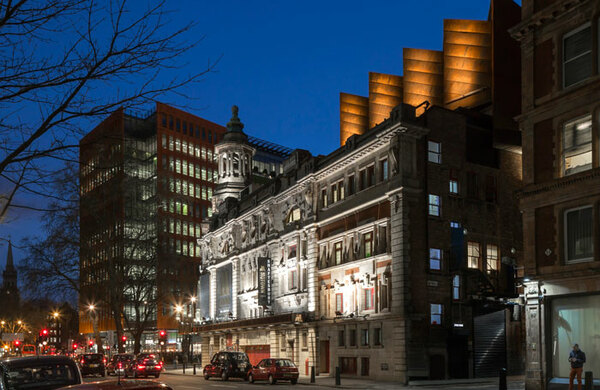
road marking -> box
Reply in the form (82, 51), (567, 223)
(210, 385), (238, 389)
(177, 387), (197, 389)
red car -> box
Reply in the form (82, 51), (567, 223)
(248, 358), (298, 385)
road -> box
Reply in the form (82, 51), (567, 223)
(82, 374), (525, 390)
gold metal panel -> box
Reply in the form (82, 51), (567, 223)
(368, 72), (403, 128)
(340, 92), (369, 146)
(403, 48), (444, 115)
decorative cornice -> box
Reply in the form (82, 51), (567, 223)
(518, 167), (600, 199)
(509, 0), (588, 40)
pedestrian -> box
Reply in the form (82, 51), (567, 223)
(568, 343), (586, 390)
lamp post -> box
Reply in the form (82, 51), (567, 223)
(87, 304), (99, 352)
(52, 311), (60, 352)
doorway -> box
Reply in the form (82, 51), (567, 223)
(319, 340), (330, 373)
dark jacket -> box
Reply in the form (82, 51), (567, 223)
(569, 350), (586, 368)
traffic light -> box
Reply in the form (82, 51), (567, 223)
(14, 340), (20, 346)
(88, 340), (94, 347)
(121, 335), (127, 342)
(158, 330), (167, 346)
(73, 343), (78, 350)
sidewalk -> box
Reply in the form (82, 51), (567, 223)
(163, 366), (524, 390)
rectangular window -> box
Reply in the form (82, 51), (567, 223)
(347, 174), (355, 196)
(321, 188), (328, 208)
(565, 206), (593, 263)
(349, 329), (357, 347)
(359, 169), (366, 191)
(288, 269), (297, 290)
(485, 175), (497, 202)
(430, 303), (442, 325)
(428, 141), (441, 163)
(429, 248), (441, 270)
(288, 244), (297, 259)
(301, 266), (308, 291)
(563, 24), (592, 88)
(450, 221), (461, 228)
(363, 288), (374, 310)
(452, 275), (460, 300)
(338, 329), (345, 347)
(335, 293), (343, 314)
(364, 232), (373, 258)
(449, 179), (459, 195)
(338, 180), (345, 201)
(468, 241), (481, 269)
(373, 328), (382, 346)
(360, 329), (369, 346)
(428, 194), (440, 216)
(563, 115), (592, 176)
(367, 165), (375, 187)
(334, 242), (343, 265)
(486, 244), (499, 273)
(467, 172), (478, 198)
(380, 158), (388, 181)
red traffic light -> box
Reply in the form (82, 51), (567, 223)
(159, 330), (166, 337)
(41, 329), (48, 336)
(88, 340), (94, 346)
(14, 340), (20, 346)
(121, 335), (127, 342)
(73, 343), (78, 349)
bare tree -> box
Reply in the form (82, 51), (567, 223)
(0, 0), (216, 219)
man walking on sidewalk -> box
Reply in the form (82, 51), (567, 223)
(568, 343), (586, 390)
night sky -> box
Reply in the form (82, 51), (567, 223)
(0, 0), (520, 268)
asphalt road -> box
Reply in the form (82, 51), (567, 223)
(83, 375), (305, 389)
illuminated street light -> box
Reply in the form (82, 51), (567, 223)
(88, 304), (96, 311)
(175, 305), (183, 313)
(190, 296), (197, 303)
(53, 312), (60, 318)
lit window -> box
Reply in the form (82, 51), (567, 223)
(286, 208), (301, 224)
(364, 232), (373, 258)
(468, 241), (481, 269)
(450, 221), (460, 228)
(452, 275), (460, 300)
(337, 180), (345, 201)
(565, 206), (593, 263)
(449, 180), (459, 194)
(428, 141), (441, 163)
(321, 188), (328, 208)
(430, 303), (442, 325)
(563, 24), (592, 88)
(486, 244), (499, 273)
(563, 115), (592, 176)
(288, 269), (297, 290)
(429, 248), (441, 270)
(428, 194), (440, 216)
(331, 183), (338, 203)
(334, 242), (342, 265)
(363, 288), (374, 310)
(335, 293), (343, 314)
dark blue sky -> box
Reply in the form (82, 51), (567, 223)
(0, 0), (520, 267)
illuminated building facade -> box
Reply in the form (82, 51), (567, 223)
(510, 0), (600, 388)
(79, 102), (224, 346)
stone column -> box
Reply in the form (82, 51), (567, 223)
(305, 226), (319, 314)
(525, 281), (544, 390)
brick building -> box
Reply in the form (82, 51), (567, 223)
(510, 0), (600, 388)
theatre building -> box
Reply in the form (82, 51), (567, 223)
(510, 0), (600, 388)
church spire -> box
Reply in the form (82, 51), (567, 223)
(5, 240), (15, 273)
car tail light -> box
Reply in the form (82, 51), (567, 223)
(80, 359), (85, 365)
(159, 361), (164, 367)
(155, 365), (161, 370)
(118, 362), (122, 369)
(103, 358), (107, 364)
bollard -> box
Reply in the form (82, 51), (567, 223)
(335, 366), (341, 386)
(310, 366), (315, 383)
(499, 367), (507, 390)
(584, 371), (593, 390)
(193, 363), (196, 375)
(182, 362), (186, 374)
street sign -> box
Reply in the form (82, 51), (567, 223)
(1, 333), (23, 342)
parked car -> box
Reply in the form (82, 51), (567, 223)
(0, 355), (82, 389)
(78, 354), (106, 377)
(106, 354), (134, 376)
(58, 379), (173, 389)
(124, 357), (161, 379)
(248, 358), (299, 385)
(203, 351), (251, 381)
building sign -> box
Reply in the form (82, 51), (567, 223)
(199, 272), (210, 320)
(216, 263), (232, 320)
(257, 257), (271, 306)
